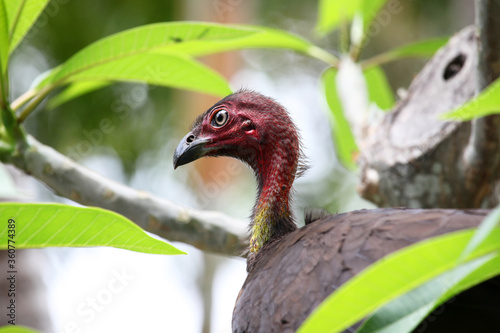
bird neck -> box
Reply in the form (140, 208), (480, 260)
(249, 146), (298, 253)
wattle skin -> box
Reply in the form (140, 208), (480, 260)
(174, 91), (500, 332)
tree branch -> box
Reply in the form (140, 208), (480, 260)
(7, 135), (248, 256)
(462, 0), (500, 206)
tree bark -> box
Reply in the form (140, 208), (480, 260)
(359, 26), (477, 208)
(359, 11), (500, 208)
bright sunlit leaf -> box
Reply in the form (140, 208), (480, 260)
(4, 0), (49, 54)
(43, 22), (255, 84)
(35, 23), (257, 96)
(322, 67), (358, 169)
(31, 22), (336, 109)
(356, 253), (500, 333)
(45, 21), (340, 109)
(316, 0), (389, 37)
(361, 0), (390, 28)
(0, 325), (42, 333)
(443, 76), (500, 120)
(298, 227), (500, 333)
(316, 0), (362, 34)
(54, 53), (231, 96)
(357, 206), (500, 333)
(364, 66), (394, 110)
(0, 203), (185, 255)
(0, 0), (9, 75)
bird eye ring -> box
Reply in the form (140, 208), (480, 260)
(211, 109), (229, 128)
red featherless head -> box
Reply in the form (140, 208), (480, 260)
(174, 90), (305, 253)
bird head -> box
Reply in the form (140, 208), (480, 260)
(173, 90), (301, 180)
(173, 90), (304, 254)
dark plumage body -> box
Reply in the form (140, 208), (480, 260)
(234, 208), (499, 332)
(173, 91), (500, 332)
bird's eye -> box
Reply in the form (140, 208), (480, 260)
(212, 109), (229, 128)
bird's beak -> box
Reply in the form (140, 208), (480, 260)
(173, 131), (211, 169)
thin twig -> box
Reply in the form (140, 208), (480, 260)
(11, 88), (37, 111)
(16, 85), (54, 123)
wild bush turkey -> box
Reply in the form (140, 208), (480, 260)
(173, 90), (500, 332)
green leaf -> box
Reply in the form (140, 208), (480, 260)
(4, 0), (50, 54)
(316, 0), (362, 34)
(0, 203), (185, 255)
(0, 325), (42, 333)
(364, 66), (394, 110)
(322, 67), (358, 169)
(376, 207), (500, 332)
(35, 23), (258, 94)
(0, 0), (9, 75)
(50, 52), (231, 97)
(356, 252), (500, 333)
(360, 0), (389, 28)
(298, 227), (500, 333)
(443, 76), (500, 120)
(460, 205), (500, 261)
(316, 0), (389, 36)
(45, 22), (254, 83)
(33, 22), (335, 107)
(46, 81), (111, 109)
(363, 37), (449, 68)
(42, 22), (336, 86)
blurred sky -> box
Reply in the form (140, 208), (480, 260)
(3, 0), (475, 332)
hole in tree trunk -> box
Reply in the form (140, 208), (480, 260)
(443, 54), (466, 80)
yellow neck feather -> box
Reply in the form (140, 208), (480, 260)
(250, 208), (273, 253)
(250, 201), (289, 253)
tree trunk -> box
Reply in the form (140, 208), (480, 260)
(359, 0), (500, 209)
